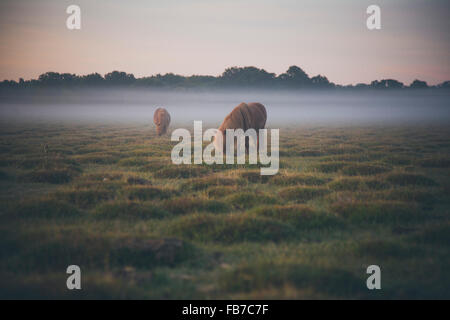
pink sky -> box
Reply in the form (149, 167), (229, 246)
(0, 0), (449, 85)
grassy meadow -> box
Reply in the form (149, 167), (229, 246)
(0, 122), (449, 299)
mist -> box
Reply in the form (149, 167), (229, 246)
(0, 89), (449, 126)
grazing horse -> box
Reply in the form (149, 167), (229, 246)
(153, 107), (171, 136)
(214, 102), (267, 153)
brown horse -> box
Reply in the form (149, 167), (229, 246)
(153, 108), (171, 136)
(214, 102), (267, 153)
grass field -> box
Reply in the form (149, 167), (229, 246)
(0, 122), (449, 299)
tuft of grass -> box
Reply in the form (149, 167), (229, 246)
(386, 173), (438, 186)
(0, 170), (10, 180)
(364, 179), (391, 190)
(72, 152), (120, 164)
(126, 176), (151, 185)
(207, 186), (237, 198)
(328, 178), (363, 191)
(325, 146), (364, 155)
(118, 157), (149, 167)
(382, 189), (438, 209)
(248, 204), (343, 229)
(2, 199), (81, 219)
(82, 173), (123, 181)
(278, 186), (330, 203)
(156, 166), (209, 179)
(297, 150), (324, 157)
(162, 197), (230, 214)
(410, 223), (450, 247)
(356, 240), (412, 259)
(271, 174), (330, 186)
(169, 214), (296, 243)
(225, 192), (278, 210)
(240, 171), (271, 184)
(314, 162), (346, 173)
(219, 263), (367, 298)
(113, 238), (198, 268)
(92, 201), (169, 219)
(330, 201), (423, 224)
(419, 157), (450, 168)
(127, 186), (174, 201)
(383, 156), (412, 166)
(183, 176), (239, 191)
(1, 231), (197, 272)
(140, 159), (168, 172)
(341, 164), (390, 176)
(53, 189), (115, 208)
(22, 168), (77, 184)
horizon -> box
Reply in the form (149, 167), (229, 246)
(0, 0), (449, 85)
(1, 66), (449, 88)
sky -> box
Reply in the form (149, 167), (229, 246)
(0, 0), (449, 85)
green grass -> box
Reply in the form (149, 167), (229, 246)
(0, 123), (449, 299)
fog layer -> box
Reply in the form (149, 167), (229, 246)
(0, 89), (449, 126)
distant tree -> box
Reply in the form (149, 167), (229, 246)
(409, 79), (428, 89)
(185, 75), (217, 87)
(220, 66), (276, 86)
(370, 79), (404, 89)
(38, 72), (63, 85)
(277, 65), (310, 87)
(81, 73), (104, 85)
(436, 81), (450, 90)
(156, 73), (186, 87)
(135, 76), (163, 87)
(104, 71), (135, 85)
(310, 75), (334, 88)
(37, 72), (79, 86)
(2, 66), (448, 90)
(354, 83), (370, 89)
(0, 80), (18, 88)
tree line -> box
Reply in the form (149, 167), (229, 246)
(1, 66), (449, 90)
